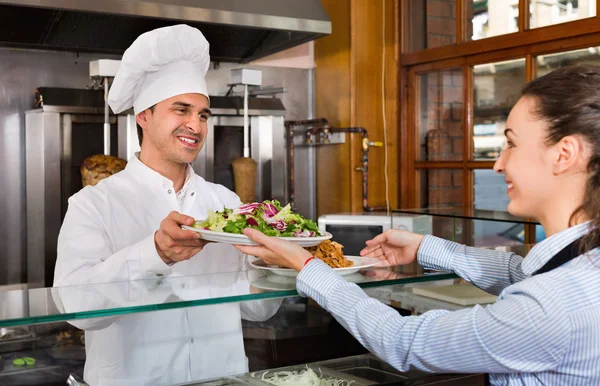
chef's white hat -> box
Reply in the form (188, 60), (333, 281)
(108, 24), (210, 115)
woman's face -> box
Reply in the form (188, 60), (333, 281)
(494, 96), (557, 218)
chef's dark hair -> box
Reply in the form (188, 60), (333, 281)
(522, 65), (600, 254)
(135, 105), (155, 146)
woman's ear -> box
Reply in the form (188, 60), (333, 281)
(552, 135), (585, 175)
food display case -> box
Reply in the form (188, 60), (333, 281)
(180, 354), (480, 385)
(0, 210), (536, 385)
(0, 265), (471, 385)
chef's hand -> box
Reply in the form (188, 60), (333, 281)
(360, 230), (425, 267)
(154, 211), (209, 264)
(234, 229), (312, 272)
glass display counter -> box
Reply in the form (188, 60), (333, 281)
(394, 206), (542, 246)
(0, 265), (468, 386)
(2, 208), (533, 386)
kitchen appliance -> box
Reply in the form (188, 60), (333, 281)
(25, 89), (287, 287)
(0, 0), (331, 63)
(191, 96), (287, 203)
(317, 213), (433, 256)
(229, 68), (263, 203)
(26, 87), (123, 288)
(174, 354), (484, 385)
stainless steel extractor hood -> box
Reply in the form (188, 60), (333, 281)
(0, 0), (331, 63)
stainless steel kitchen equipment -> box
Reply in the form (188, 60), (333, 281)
(245, 362), (374, 385)
(0, 0), (331, 63)
(193, 96), (287, 204)
(315, 355), (408, 384)
(26, 87), (122, 288)
(25, 89), (287, 287)
(0, 327), (35, 354)
(175, 354), (484, 385)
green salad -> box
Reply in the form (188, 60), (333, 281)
(193, 199), (321, 237)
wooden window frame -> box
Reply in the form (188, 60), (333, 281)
(399, 0), (600, 244)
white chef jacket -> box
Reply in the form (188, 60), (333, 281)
(54, 155), (277, 386)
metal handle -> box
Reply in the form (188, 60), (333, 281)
(67, 374), (90, 386)
(362, 138), (384, 150)
(103, 77), (111, 156)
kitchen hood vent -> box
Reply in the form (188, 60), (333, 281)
(0, 0), (331, 63)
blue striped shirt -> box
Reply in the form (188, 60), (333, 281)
(296, 223), (600, 385)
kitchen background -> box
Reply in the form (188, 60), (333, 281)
(4, 0), (593, 287)
(0, 46), (313, 286)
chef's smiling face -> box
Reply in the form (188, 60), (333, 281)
(493, 96), (557, 219)
(136, 93), (211, 165)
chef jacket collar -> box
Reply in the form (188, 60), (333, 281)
(126, 152), (194, 195)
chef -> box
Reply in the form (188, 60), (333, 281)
(53, 24), (279, 386)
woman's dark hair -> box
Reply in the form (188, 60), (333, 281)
(522, 65), (600, 253)
(135, 105), (155, 146)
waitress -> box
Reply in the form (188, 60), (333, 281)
(236, 65), (600, 385)
(54, 24), (279, 385)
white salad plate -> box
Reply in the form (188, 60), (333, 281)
(181, 226), (333, 247)
(249, 256), (379, 278)
(251, 272), (371, 291)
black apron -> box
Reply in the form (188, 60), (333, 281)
(484, 236), (595, 386)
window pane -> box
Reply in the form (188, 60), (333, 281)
(472, 169), (525, 247)
(536, 225), (547, 242)
(473, 169), (509, 211)
(468, 0), (519, 40)
(531, 0), (596, 29)
(473, 219), (525, 247)
(473, 58), (525, 160)
(419, 169), (464, 208)
(537, 46), (600, 77)
(418, 69), (464, 161)
(431, 216), (470, 243)
(406, 0), (457, 52)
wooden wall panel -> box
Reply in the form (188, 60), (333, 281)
(351, 0), (399, 212)
(315, 0), (352, 216)
(315, 0), (399, 216)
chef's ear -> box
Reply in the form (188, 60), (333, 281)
(136, 110), (149, 128)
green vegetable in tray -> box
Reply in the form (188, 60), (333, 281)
(13, 357), (35, 366)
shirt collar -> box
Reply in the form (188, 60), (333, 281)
(126, 152), (194, 193)
(522, 221), (592, 275)
(177, 165), (195, 199)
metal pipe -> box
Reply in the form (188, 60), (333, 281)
(228, 87), (286, 97)
(284, 118), (329, 210)
(313, 126), (387, 212)
(306, 68), (317, 220)
(243, 84), (250, 158)
(103, 77), (110, 155)
(304, 125), (331, 144)
(287, 123), (295, 208)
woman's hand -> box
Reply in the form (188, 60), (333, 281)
(234, 228), (313, 272)
(360, 230), (425, 267)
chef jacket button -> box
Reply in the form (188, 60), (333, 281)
(156, 273), (163, 277)
(191, 192), (195, 196)
(167, 189), (172, 194)
(191, 338), (194, 344)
